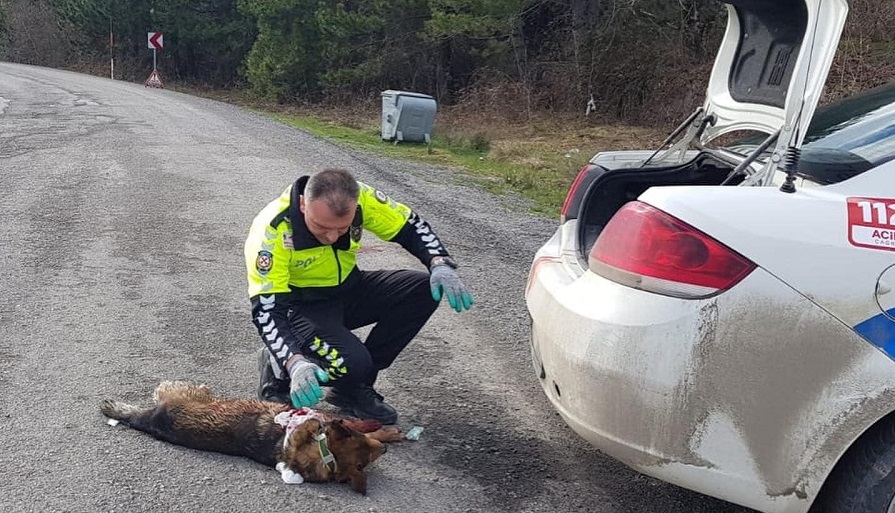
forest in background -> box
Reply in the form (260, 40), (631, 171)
(0, 0), (893, 127)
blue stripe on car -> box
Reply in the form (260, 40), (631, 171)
(855, 309), (895, 356)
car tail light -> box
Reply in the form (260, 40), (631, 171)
(588, 201), (756, 298)
(526, 254), (561, 297)
(560, 165), (590, 222)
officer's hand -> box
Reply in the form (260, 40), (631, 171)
(286, 356), (330, 408)
(430, 264), (474, 312)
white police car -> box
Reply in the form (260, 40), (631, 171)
(525, 0), (895, 511)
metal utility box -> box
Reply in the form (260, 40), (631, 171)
(381, 90), (437, 143)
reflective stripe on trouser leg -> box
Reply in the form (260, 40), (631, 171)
(287, 308), (374, 388)
(308, 336), (349, 381)
(267, 351), (284, 379)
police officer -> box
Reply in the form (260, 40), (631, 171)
(244, 168), (474, 424)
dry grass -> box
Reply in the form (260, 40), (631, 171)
(176, 83), (668, 201)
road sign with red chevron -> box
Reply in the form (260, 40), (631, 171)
(147, 32), (163, 50)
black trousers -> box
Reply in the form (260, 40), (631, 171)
(287, 269), (438, 390)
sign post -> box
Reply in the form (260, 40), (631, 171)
(145, 32), (165, 88)
(109, 17), (114, 80)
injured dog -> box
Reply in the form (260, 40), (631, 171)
(100, 380), (404, 494)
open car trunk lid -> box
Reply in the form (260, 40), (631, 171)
(702, 0), (849, 151)
(565, 0), (852, 262)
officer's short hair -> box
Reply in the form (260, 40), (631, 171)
(305, 169), (359, 217)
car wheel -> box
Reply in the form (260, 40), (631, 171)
(815, 419), (895, 512)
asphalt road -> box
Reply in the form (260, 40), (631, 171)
(0, 62), (753, 513)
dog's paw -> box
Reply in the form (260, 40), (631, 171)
(98, 399), (116, 417)
(99, 399), (138, 421)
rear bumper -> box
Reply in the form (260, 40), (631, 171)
(527, 266), (727, 467)
(526, 256), (893, 513)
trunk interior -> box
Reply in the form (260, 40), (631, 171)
(577, 152), (742, 261)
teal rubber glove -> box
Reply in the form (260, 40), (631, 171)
(286, 356), (330, 409)
(429, 263), (474, 312)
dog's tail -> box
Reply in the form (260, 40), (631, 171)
(100, 399), (143, 424)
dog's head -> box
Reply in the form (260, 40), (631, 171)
(283, 418), (387, 494)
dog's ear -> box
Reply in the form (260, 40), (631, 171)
(331, 419), (354, 437)
(285, 418), (321, 449)
(347, 466), (367, 495)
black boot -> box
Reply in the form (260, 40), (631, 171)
(257, 348), (291, 405)
(326, 384), (397, 425)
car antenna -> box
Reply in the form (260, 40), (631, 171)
(779, 135), (801, 194)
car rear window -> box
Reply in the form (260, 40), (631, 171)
(728, 82), (895, 184)
(802, 83), (895, 167)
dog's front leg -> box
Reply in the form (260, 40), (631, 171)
(366, 428), (405, 443)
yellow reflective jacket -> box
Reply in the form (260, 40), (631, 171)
(244, 176), (450, 366)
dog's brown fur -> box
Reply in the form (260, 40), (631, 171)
(100, 380), (404, 494)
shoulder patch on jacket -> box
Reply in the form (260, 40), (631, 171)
(256, 250), (273, 275)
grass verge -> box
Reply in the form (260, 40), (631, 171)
(267, 111), (583, 216)
(177, 86), (668, 217)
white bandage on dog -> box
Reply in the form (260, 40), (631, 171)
(275, 462), (304, 484)
(274, 408), (321, 449)
(274, 408), (326, 484)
